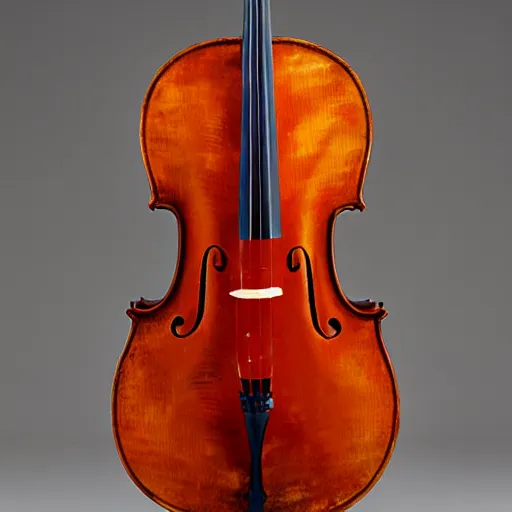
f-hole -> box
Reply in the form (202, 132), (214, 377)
(286, 246), (342, 339)
(170, 245), (227, 338)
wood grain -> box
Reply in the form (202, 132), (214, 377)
(111, 37), (400, 512)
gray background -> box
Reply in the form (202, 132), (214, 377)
(1, 0), (510, 510)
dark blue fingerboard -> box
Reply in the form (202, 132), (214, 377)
(239, 0), (282, 241)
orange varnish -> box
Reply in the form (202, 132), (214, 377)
(234, 239), (283, 381)
(111, 37), (400, 512)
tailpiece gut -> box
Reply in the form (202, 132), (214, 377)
(240, 378), (274, 511)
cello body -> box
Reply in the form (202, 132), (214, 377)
(112, 30), (399, 512)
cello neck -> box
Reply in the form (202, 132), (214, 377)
(239, 0), (282, 242)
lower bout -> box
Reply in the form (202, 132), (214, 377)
(112, 401), (398, 512)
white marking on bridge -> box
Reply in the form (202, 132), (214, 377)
(229, 287), (283, 299)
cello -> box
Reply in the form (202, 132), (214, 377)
(111, 0), (400, 510)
